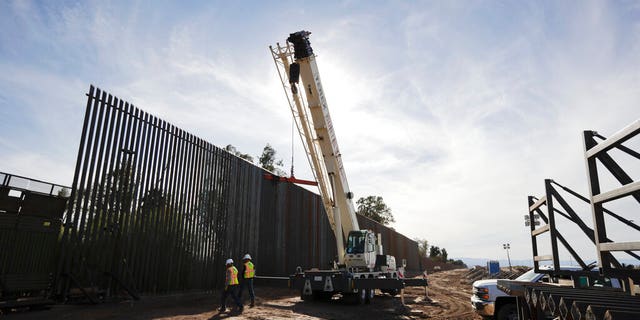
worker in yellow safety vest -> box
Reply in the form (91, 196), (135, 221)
(239, 253), (256, 307)
(219, 258), (243, 313)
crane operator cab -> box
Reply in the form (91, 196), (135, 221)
(345, 230), (396, 273)
(345, 231), (376, 271)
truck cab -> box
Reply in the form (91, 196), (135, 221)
(470, 266), (621, 320)
(471, 268), (552, 319)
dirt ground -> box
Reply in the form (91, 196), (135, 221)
(4, 269), (484, 319)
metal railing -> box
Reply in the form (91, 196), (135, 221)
(1, 171), (70, 197)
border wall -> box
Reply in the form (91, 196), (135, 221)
(54, 85), (422, 296)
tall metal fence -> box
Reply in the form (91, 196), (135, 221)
(56, 85), (421, 297)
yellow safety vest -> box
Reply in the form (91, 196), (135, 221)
(244, 261), (255, 278)
(226, 266), (239, 285)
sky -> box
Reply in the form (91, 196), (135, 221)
(1, 0), (639, 263)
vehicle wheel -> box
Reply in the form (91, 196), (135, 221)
(341, 293), (357, 304)
(496, 303), (517, 320)
(356, 289), (367, 304)
(300, 289), (313, 301)
(313, 291), (332, 301)
(365, 289), (374, 304)
(383, 289), (398, 296)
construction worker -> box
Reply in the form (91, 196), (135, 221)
(239, 253), (256, 307)
(219, 258), (243, 313)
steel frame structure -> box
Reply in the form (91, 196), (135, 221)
(527, 118), (640, 287)
(528, 179), (639, 281)
(583, 119), (640, 281)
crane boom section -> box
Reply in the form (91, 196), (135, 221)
(269, 43), (336, 230)
(269, 43), (336, 228)
(287, 31), (360, 242)
(272, 31), (360, 249)
(296, 56), (361, 238)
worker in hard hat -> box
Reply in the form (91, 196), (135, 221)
(239, 253), (256, 307)
(219, 258), (243, 313)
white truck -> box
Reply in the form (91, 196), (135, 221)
(471, 266), (622, 320)
(269, 31), (426, 303)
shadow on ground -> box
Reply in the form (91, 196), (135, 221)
(3, 292), (222, 320)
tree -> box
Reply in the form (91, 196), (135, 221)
(224, 144), (254, 163)
(441, 248), (448, 261)
(414, 238), (429, 258)
(449, 259), (467, 268)
(258, 143), (285, 175)
(57, 187), (70, 197)
(356, 195), (395, 225)
(429, 246), (441, 259)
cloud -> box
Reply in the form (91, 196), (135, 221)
(1, 1), (639, 262)
(312, 1), (640, 260)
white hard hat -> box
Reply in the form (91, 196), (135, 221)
(225, 258), (233, 265)
(243, 254), (252, 260)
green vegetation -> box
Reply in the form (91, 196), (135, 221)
(414, 238), (428, 258)
(224, 144), (254, 163)
(356, 195), (395, 225)
(258, 143), (286, 175)
(415, 239), (467, 268)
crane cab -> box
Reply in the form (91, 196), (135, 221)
(345, 230), (377, 271)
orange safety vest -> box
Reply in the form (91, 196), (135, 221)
(244, 261), (255, 278)
(226, 266), (239, 285)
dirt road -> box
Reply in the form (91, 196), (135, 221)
(406, 268), (483, 320)
(6, 269), (483, 319)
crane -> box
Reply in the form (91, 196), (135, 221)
(270, 31), (427, 304)
(270, 31), (383, 270)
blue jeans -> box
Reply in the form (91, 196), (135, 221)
(220, 284), (242, 309)
(239, 278), (255, 301)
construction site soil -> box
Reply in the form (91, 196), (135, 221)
(5, 269), (483, 320)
